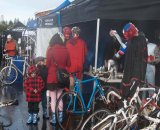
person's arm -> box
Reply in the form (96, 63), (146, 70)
(46, 47), (51, 68)
(37, 77), (45, 92)
(109, 30), (126, 48)
(23, 79), (34, 92)
(84, 41), (88, 57)
(66, 50), (71, 72)
(109, 30), (127, 59)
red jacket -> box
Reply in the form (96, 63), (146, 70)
(46, 44), (70, 84)
(24, 71), (44, 102)
(66, 37), (87, 79)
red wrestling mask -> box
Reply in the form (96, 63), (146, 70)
(123, 23), (138, 40)
(63, 27), (71, 40)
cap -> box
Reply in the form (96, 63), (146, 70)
(7, 34), (12, 39)
(122, 22), (138, 40)
(71, 26), (81, 35)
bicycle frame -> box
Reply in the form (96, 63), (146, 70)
(72, 75), (107, 114)
(9, 57), (29, 76)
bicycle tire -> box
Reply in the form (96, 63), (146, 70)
(0, 66), (18, 85)
(55, 91), (84, 130)
(93, 113), (125, 130)
(81, 108), (110, 130)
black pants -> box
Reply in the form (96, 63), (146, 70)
(41, 90), (47, 112)
(28, 102), (39, 113)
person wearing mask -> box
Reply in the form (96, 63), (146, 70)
(4, 34), (18, 56)
(63, 26), (72, 43)
(121, 22), (148, 99)
(46, 33), (70, 125)
(66, 26), (87, 88)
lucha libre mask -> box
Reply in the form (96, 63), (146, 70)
(123, 22), (138, 40)
(63, 27), (71, 40)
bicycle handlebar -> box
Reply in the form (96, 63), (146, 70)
(4, 56), (12, 60)
(107, 91), (122, 103)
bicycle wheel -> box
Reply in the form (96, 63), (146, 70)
(95, 113), (126, 130)
(55, 91), (84, 130)
(0, 66), (18, 85)
(81, 108), (110, 130)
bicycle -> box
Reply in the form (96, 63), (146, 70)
(81, 79), (160, 130)
(55, 71), (111, 130)
(0, 55), (30, 85)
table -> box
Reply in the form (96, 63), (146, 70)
(84, 72), (123, 83)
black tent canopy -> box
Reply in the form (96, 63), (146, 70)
(61, 0), (160, 26)
(38, 0), (160, 70)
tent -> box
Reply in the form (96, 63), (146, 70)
(58, 0), (160, 70)
(36, 0), (160, 68)
(7, 21), (26, 32)
(60, 0), (160, 25)
(35, 0), (72, 57)
(36, 12), (60, 57)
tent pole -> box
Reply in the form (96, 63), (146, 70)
(94, 18), (100, 72)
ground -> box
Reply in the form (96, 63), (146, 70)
(0, 85), (60, 130)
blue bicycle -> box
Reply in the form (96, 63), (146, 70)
(55, 72), (111, 130)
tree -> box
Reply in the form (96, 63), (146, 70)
(0, 21), (8, 33)
(9, 20), (13, 26)
(14, 18), (19, 24)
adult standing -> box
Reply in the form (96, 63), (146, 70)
(121, 23), (148, 99)
(66, 26), (87, 88)
(46, 33), (70, 125)
(144, 40), (160, 98)
(4, 34), (18, 56)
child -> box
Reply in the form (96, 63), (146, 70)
(24, 65), (44, 124)
(36, 57), (49, 119)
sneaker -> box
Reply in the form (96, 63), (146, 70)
(50, 113), (56, 125)
(43, 111), (49, 119)
(32, 113), (38, 124)
(58, 112), (63, 123)
(26, 113), (33, 124)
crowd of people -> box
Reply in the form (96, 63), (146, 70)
(3, 23), (160, 126)
(21, 26), (87, 125)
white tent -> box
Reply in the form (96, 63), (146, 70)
(36, 27), (59, 57)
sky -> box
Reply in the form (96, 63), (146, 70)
(0, 0), (66, 24)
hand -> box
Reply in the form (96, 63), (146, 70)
(109, 30), (117, 37)
(34, 89), (38, 93)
